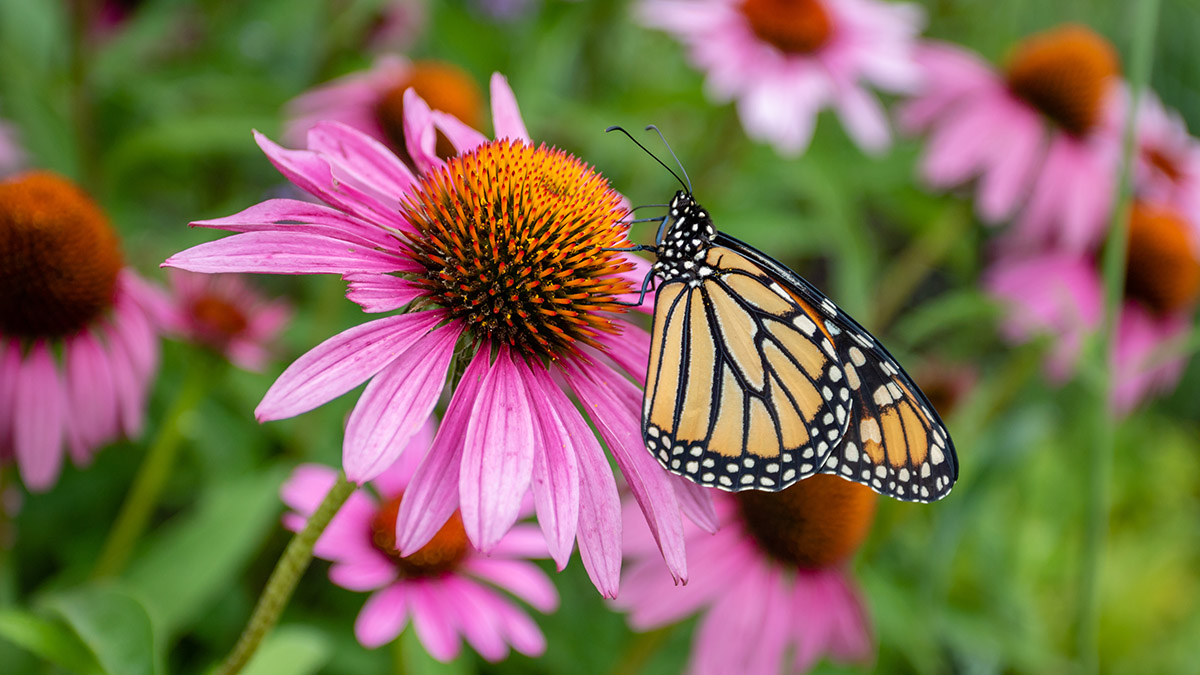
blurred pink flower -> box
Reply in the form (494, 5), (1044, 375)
(364, 0), (428, 53)
(0, 172), (162, 490)
(900, 26), (1122, 252)
(1114, 88), (1200, 227)
(284, 56), (483, 162)
(165, 270), (291, 371)
(281, 424), (556, 660)
(167, 74), (712, 596)
(639, 0), (924, 155)
(616, 475), (878, 674)
(986, 202), (1200, 413)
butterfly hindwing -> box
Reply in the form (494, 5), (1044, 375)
(643, 245), (852, 492)
(714, 232), (959, 502)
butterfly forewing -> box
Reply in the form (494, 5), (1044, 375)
(643, 244), (852, 492)
(714, 232), (959, 502)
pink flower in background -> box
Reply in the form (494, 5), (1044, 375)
(365, 0), (428, 53)
(281, 424), (557, 660)
(986, 202), (1200, 413)
(1118, 89), (1200, 226)
(165, 270), (291, 371)
(284, 55), (483, 163)
(167, 73), (712, 597)
(639, 0), (924, 155)
(616, 475), (878, 674)
(0, 172), (162, 490)
(900, 26), (1122, 252)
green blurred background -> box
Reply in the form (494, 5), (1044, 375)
(0, 0), (1197, 673)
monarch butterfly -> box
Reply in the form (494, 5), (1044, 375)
(612, 127), (958, 503)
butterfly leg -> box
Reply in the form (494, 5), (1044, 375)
(609, 270), (657, 307)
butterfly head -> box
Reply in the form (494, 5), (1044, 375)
(652, 190), (717, 282)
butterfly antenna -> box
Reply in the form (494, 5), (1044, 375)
(606, 125), (690, 193)
(644, 125), (691, 194)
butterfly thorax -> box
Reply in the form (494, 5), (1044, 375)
(652, 191), (718, 285)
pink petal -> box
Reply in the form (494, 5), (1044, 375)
(431, 111), (488, 154)
(833, 85), (892, 154)
(14, 342), (65, 491)
(253, 131), (410, 232)
(343, 322), (461, 483)
(256, 310), (443, 422)
(103, 322), (147, 437)
(438, 578), (509, 662)
(280, 464), (340, 515)
(485, 524), (550, 559)
(164, 231), (412, 276)
(64, 332), (118, 448)
(401, 89), (441, 175)
(565, 362), (687, 584)
(410, 581), (463, 662)
(524, 366), (581, 570)
(370, 419), (436, 498)
(592, 321), (652, 384)
(395, 350), (489, 555)
(311, 492), (382, 561)
(489, 73), (530, 142)
(191, 199), (396, 250)
(459, 347), (536, 552)
(343, 273), (425, 313)
(671, 476), (718, 534)
(305, 121), (417, 197)
(977, 110), (1043, 221)
(329, 558), (399, 591)
(355, 584), (410, 649)
(487, 590), (547, 657)
(573, 427), (624, 598)
(464, 557), (558, 613)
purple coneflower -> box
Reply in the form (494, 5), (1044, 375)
(901, 25), (1122, 252)
(987, 202), (1200, 412)
(0, 171), (162, 490)
(165, 270), (291, 371)
(166, 73), (712, 596)
(638, 0), (924, 155)
(617, 474), (877, 674)
(281, 422), (556, 660)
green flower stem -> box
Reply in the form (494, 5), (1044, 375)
(91, 361), (210, 580)
(216, 472), (355, 675)
(1076, 1), (1161, 670)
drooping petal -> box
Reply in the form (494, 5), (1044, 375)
(64, 331), (118, 448)
(489, 73), (531, 142)
(343, 322), (461, 483)
(671, 475), (718, 534)
(329, 558), (400, 592)
(592, 321), (652, 384)
(409, 581), (463, 662)
(343, 273), (425, 313)
(254, 131), (411, 232)
(14, 342), (65, 490)
(573, 426), (624, 598)
(305, 121), (418, 197)
(191, 199), (396, 250)
(565, 361), (687, 585)
(438, 578), (510, 662)
(280, 464), (340, 515)
(355, 584), (411, 649)
(395, 349), (490, 555)
(256, 310), (443, 422)
(463, 557), (559, 613)
(524, 366), (581, 570)
(370, 419), (436, 499)
(459, 346), (536, 552)
(164, 231), (413, 276)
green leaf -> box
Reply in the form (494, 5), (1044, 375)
(0, 608), (103, 674)
(41, 587), (163, 675)
(240, 624), (332, 675)
(122, 466), (288, 638)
